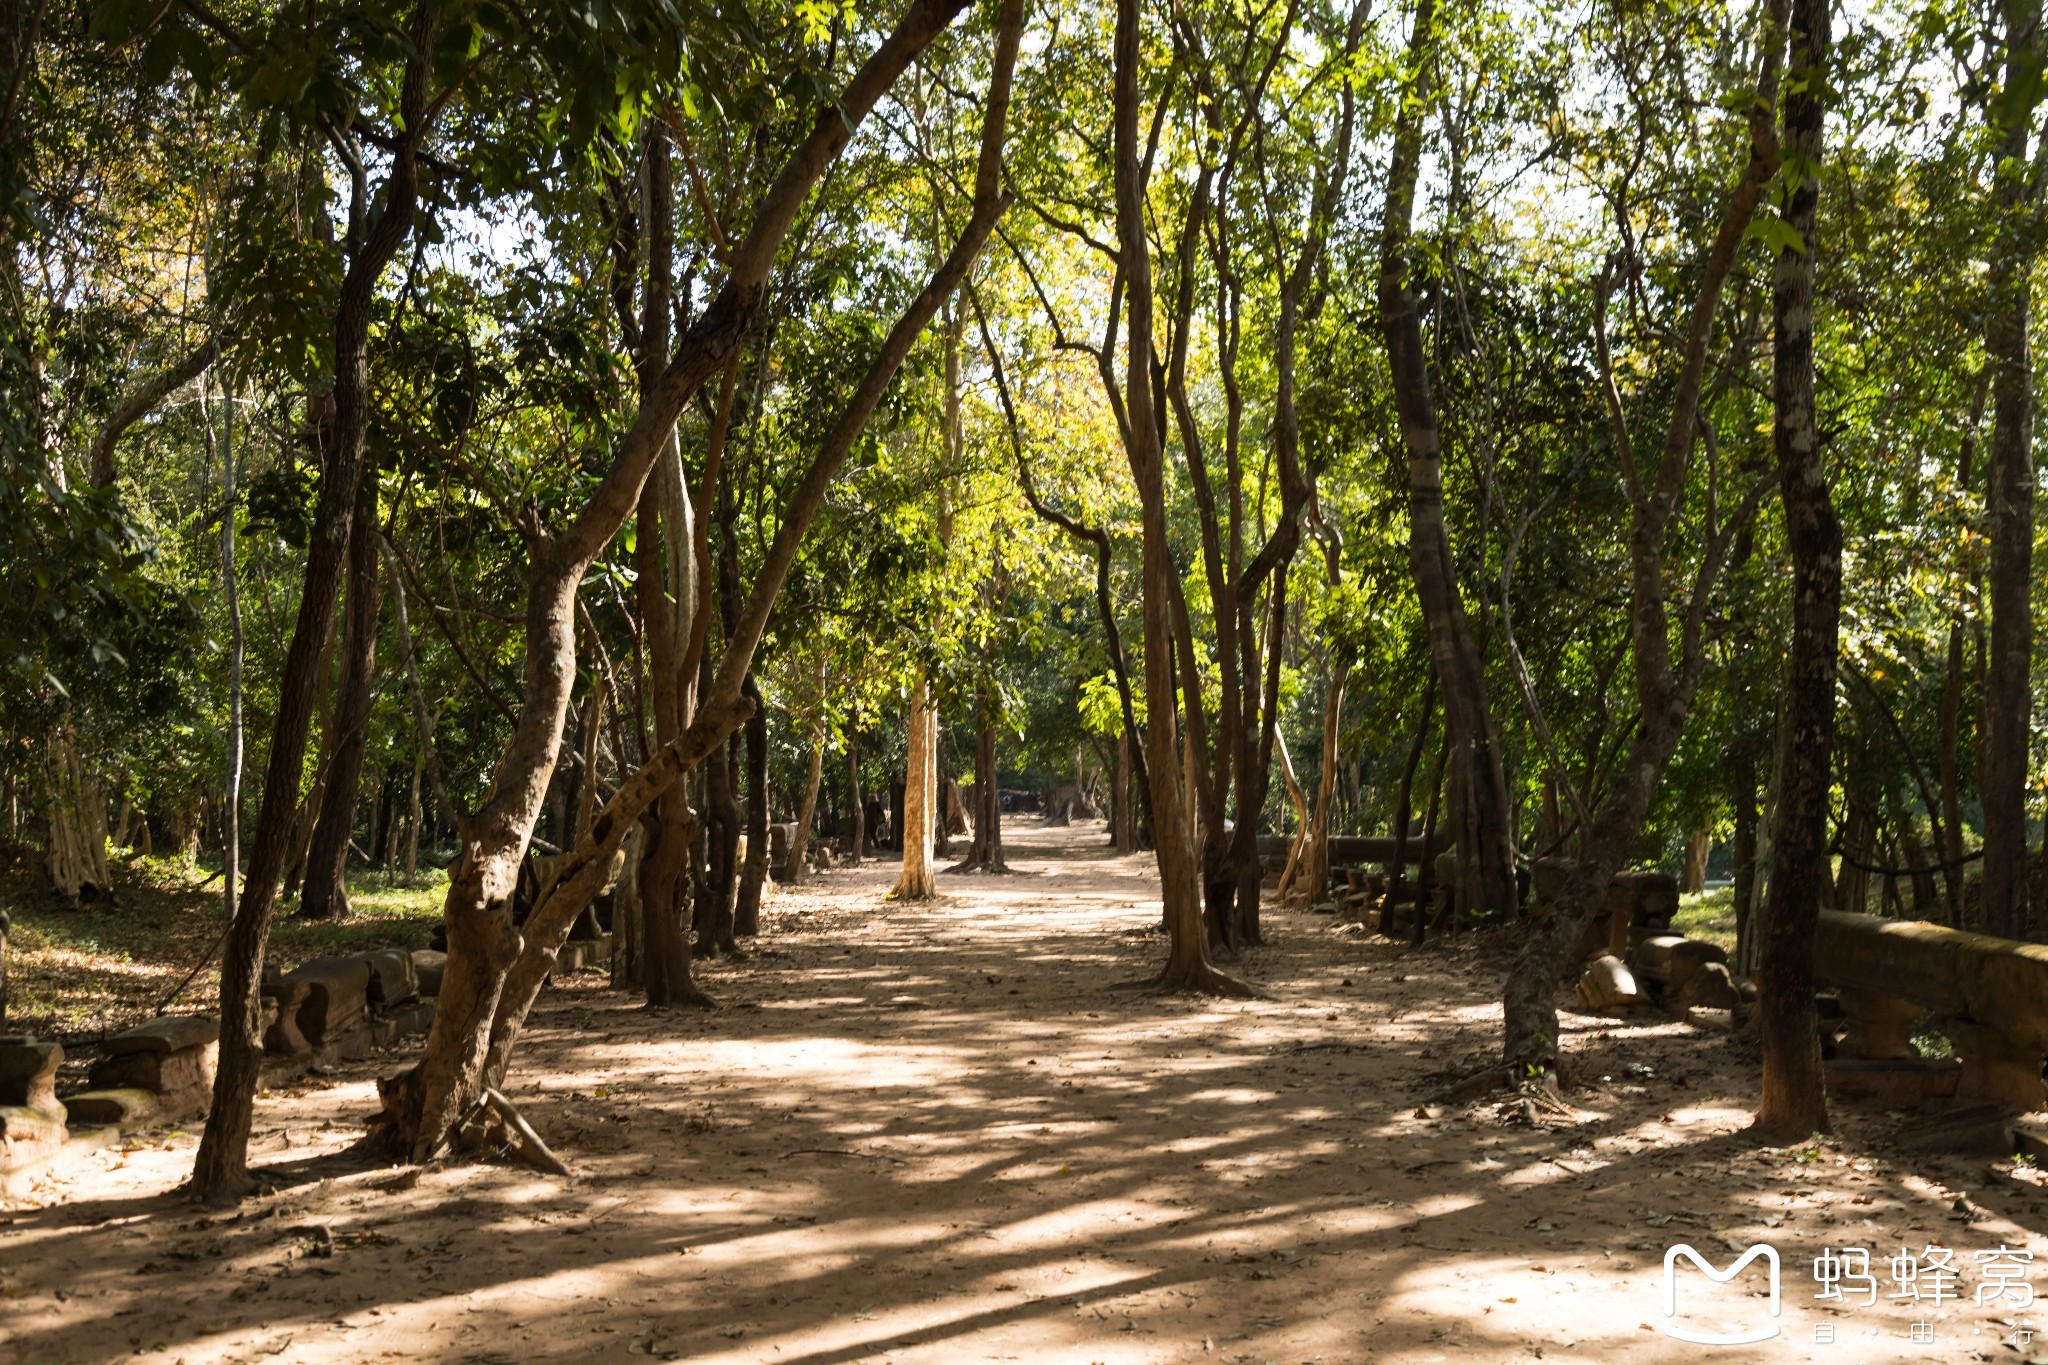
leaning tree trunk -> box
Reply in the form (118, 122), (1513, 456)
(1379, 0), (1516, 922)
(1115, 0), (1247, 996)
(1498, 0), (1788, 1079)
(789, 711), (826, 883)
(190, 23), (435, 1201)
(299, 473), (382, 921)
(1754, 0), (1836, 1142)
(415, 0), (1016, 1148)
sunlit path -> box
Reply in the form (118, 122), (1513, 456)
(4, 817), (2041, 1363)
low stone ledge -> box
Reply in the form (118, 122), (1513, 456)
(62, 1088), (160, 1127)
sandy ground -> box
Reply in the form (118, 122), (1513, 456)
(5, 818), (2048, 1365)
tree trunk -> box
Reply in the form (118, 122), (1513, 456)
(403, 753), (422, 886)
(405, 0), (1014, 1151)
(1379, 0), (1517, 921)
(1979, 0), (2045, 940)
(894, 675), (939, 898)
(1380, 669), (1436, 935)
(299, 473), (382, 920)
(609, 820), (647, 990)
(1498, 0), (1787, 1078)
(42, 726), (109, 906)
(1116, 0), (1248, 996)
(848, 720), (865, 864)
(735, 675), (770, 933)
(1683, 827), (1711, 895)
(790, 709), (826, 883)
(963, 686), (1008, 871)
(280, 614), (339, 898)
(1303, 660), (1350, 912)
(190, 26), (435, 1200)
(1111, 727), (1135, 853)
(1754, 0), (1835, 1142)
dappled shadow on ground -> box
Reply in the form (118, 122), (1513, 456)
(4, 819), (2046, 1364)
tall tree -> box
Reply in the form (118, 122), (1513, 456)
(1978, 0), (2047, 941)
(1379, 0), (1518, 925)
(192, 6), (442, 1201)
(1499, 0), (1789, 1081)
(1114, 0), (1250, 994)
(1753, 0), (1835, 1143)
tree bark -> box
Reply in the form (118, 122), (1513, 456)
(190, 14), (435, 1201)
(1379, 0), (1517, 922)
(848, 720), (865, 864)
(735, 674), (770, 933)
(42, 726), (109, 906)
(894, 675), (939, 898)
(1754, 0), (1835, 1142)
(432, 0), (1021, 1134)
(1978, 0), (2045, 941)
(1937, 370), (1990, 924)
(1499, 0), (1788, 1078)
(790, 704), (826, 883)
(299, 472), (382, 921)
(1115, 0), (1249, 996)
(88, 333), (217, 489)
(1380, 668), (1436, 935)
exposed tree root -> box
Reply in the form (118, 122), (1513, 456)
(1424, 1063), (1579, 1125)
(1150, 961), (1266, 999)
(478, 1087), (572, 1177)
(1425, 1063), (1516, 1106)
(644, 983), (720, 1012)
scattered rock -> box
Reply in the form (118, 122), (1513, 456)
(102, 1015), (218, 1056)
(63, 1088), (159, 1127)
(0, 1037), (63, 1115)
(361, 949), (418, 1007)
(1677, 962), (1742, 1012)
(1576, 954), (1646, 1010)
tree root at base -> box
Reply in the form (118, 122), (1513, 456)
(1148, 961), (1267, 999)
(463, 1087), (572, 1177)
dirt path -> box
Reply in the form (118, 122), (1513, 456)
(5, 818), (2047, 1363)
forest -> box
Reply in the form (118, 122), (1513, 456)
(5, 0), (2048, 1358)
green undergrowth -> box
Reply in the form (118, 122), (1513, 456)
(1670, 886), (1737, 953)
(2, 846), (446, 1040)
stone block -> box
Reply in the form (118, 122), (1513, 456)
(1825, 1057), (1960, 1107)
(1834, 988), (1924, 1061)
(1677, 962), (1743, 1012)
(102, 1015), (218, 1056)
(1897, 1102), (2015, 1156)
(63, 1088), (159, 1127)
(0, 1037), (62, 1115)
(0, 1104), (66, 1168)
(1576, 953), (1646, 1011)
(260, 976), (312, 1055)
(89, 1040), (215, 1114)
(410, 949), (447, 997)
(285, 956), (371, 1047)
(1949, 1019), (2048, 1113)
(360, 949), (418, 1006)
(1632, 935), (1728, 994)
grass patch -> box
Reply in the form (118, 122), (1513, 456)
(1671, 885), (1737, 952)
(3, 845), (447, 1042)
